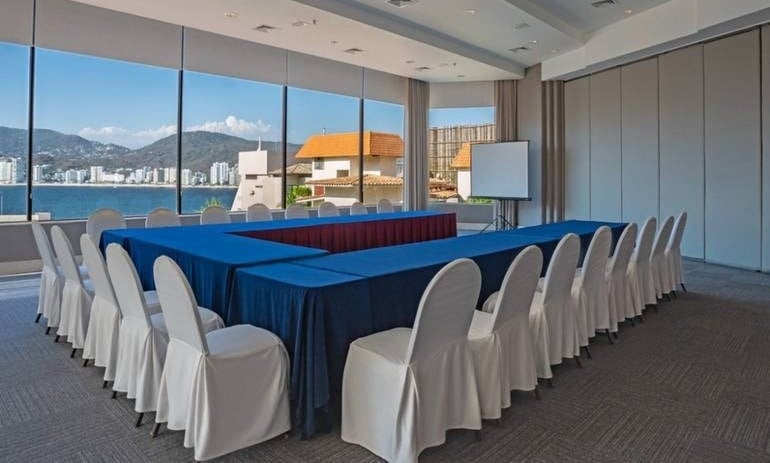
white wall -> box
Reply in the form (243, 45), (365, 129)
(565, 29), (769, 271)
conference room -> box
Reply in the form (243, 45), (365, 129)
(2, 0), (770, 461)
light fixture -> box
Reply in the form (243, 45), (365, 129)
(438, 62), (450, 67)
(387, 0), (418, 7)
(509, 46), (530, 53)
(624, 9), (633, 14)
(344, 48), (365, 54)
(528, 39), (538, 44)
(551, 49), (559, 53)
(405, 60), (416, 64)
(224, 11), (238, 18)
(463, 9), (477, 14)
(415, 66), (431, 71)
(514, 22), (530, 30)
(591, 0), (619, 7)
(457, 74), (465, 78)
(292, 19), (317, 27)
(330, 40), (338, 44)
(253, 24), (278, 33)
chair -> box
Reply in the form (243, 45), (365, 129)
(107, 244), (223, 426)
(317, 201), (339, 218)
(627, 217), (657, 314)
(87, 208), (126, 245)
(285, 203), (309, 220)
(152, 256), (290, 461)
(651, 216), (674, 300)
(571, 226), (612, 350)
(666, 211), (688, 293)
(605, 223), (637, 335)
(376, 198), (394, 213)
(341, 258), (482, 462)
(31, 222), (63, 330)
(50, 227), (93, 357)
(246, 203), (273, 222)
(145, 207), (181, 228)
(200, 205), (230, 225)
(470, 246), (542, 419)
(349, 201), (368, 216)
(530, 233), (581, 378)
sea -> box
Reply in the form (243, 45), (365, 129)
(0, 184), (237, 220)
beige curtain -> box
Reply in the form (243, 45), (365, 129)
(542, 80), (565, 223)
(494, 80), (518, 226)
(404, 79), (429, 211)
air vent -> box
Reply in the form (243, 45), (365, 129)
(415, 66), (431, 71)
(591, 0), (619, 8)
(387, 0), (418, 7)
(513, 22), (531, 30)
(344, 48), (365, 54)
(509, 46), (530, 53)
(253, 24), (277, 33)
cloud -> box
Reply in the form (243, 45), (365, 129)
(186, 115), (271, 137)
(78, 124), (177, 149)
(78, 126), (129, 139)
(134, 124), (177, 140)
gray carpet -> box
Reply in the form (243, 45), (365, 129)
(1, 261), (769, 462)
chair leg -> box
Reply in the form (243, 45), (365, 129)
(612, 331), (619, 339)
(629, 317), (636, 327)
(35, 313), (42, 323)
(606, 329), (614, 344)
(638, 314), (645, 323)
(494, 418), (502, 427)
(474, 429), (482, 441)
(150, 422), (162, 438)
(663, 293), (671, 302)
(45, 327), (51, 335)
(102, 380), (108, 389)
(575, 356), (582, 368)
(135, 412), (144, 428)
(583, 345), (592, 359)
(82, 359), (89, 367)
(534, 387), (541, 400)
(681, 283), (687, 293)
(54, 335), (60, 343)
(671, 290), (678, 299)
(111, 390), (118, 399)
(547, 378), (554, 388)
(650, 303), (659, 313)
(70, 348), (77, 358)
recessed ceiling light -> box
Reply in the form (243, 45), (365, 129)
(344, 48), (365, 54)
(463, 9), (477, 14)
(624, 9), (633, 14)
(509, 46), (530, 53)
(224, 11), (238, 18)
(415, 66), (431, 71)
(253, 24), (278, 33)
(330, 40), (338, 44)
(387, 0), (418, 7)
(405, 60), (416, 64)
(514, 22), (531, 30)
(292, 19), (317, 27)
(551, 49), (559, 53)
(591, 0), (619, 7)
(529, 39), (538, 44)
(438, 62), (450, 67)
(457, 74), (465, 78)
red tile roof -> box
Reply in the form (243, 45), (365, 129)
(296, 131), (404, 159)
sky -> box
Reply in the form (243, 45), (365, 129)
(1, 43), (492, 149)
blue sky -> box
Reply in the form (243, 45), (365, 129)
(2, 44), (490, 149)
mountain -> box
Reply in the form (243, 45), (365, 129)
(0, 126), (303, 173)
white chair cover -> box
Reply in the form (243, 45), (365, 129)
(31, 222), (63, 328)
(572, 226), (612, 345)
(470, 246), (542, 419)
(349, 201), (368, 216)
(51, 226), (93, 350)
(87, 208), (126, 244)
(81, 234), (123, 381)
(605, 223), (637, 331)
(651, 216), (674, 298)
(317, 201), (339, 218)
(666, 211), (688, 292)
(628, 217), (657, 311)
(153, 256), (289, 461)
(376, 198), (394, 213)
(200, 205), (230, 225)
(246, 203), (273, 222)
(285, 204), (309, 220)
(341, 258), (482, 463)
(530, 233), (581, 375)
(107, 245), (223, 413)
(145, 207), (181, 228)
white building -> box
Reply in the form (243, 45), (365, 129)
(32, 165), (44, 183)
(181, 168), (192, 186)
(64, 169), (87, 184)
(0, 157), (24, 184)
(89, 166), (104, 183)
(231, 141), (283, 210)
(210, 162), (229, 186)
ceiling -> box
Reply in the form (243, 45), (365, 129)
(73, 0), (675, 82)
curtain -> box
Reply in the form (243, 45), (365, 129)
(404, 79), (429, 211)
(542, 80), (565, 223)
(494, 80), (518, 226)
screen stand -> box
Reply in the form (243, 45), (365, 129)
(480, 199), (518, 233)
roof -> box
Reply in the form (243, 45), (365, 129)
(269, 163), (312, 176)
(296, 131), (404, 159)
(450, 141), (495, 169)
(305, 174), (403, 187)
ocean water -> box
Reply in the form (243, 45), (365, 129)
(0, 185), (237, 220)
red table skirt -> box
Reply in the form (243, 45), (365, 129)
(233, 213), (457, 253)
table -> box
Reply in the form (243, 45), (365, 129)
(508, 220), (626, 263)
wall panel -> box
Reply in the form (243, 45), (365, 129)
(589, 68), (622, 221)
(564, 77), (591, 220)
(621, 58), (659, 227)
(704, 30), (761, 269)
(659, 45), (705, 259)
(516, 65), (543, 226)
(762, 26), (770, 271)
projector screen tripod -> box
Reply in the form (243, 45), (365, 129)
(480, 198), (529, 233)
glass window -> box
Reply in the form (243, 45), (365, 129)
(32, 49), (177, 220)
(0, 42), (30, 222)
(428, 106), (495, 202)
(182, 72), (283, 213)
(363, 99), (405, 207)
(287, 87), (359, 207)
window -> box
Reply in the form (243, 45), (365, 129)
(182, 72), (283, 213)
(336, 169), (349, 178)
(428, 107), (495, 202)
(314, 159), (325, 170)
(0, 42), (30, 222)
(32, 49), (177, 219)
(363, 99), (405, 207)
(287, 87), (359, 207)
